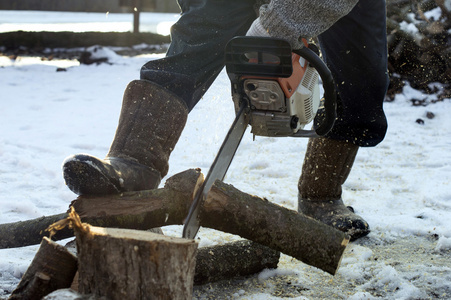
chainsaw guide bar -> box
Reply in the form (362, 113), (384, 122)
(182, 102), (249, 239)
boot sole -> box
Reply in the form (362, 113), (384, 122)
(63, 157), (120, 195)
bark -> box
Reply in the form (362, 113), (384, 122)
(8, 237), (78, 300)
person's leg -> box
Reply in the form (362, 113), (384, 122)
(317, 0), (389, 147)
(141, 0), (257, 111)
(298, 0), (389, 240)
(63, 80), (188, 195)
(63, 0), (257, 195)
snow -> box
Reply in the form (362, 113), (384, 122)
(399, 21), (419, 34)
(1, 11), (451, 300)
(424, 7), (443, 21)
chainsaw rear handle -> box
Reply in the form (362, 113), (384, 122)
(292, 46), (337, 137)
(293, 47), (337, 137)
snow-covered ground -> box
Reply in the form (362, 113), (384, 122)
(1, 10), (451, 300)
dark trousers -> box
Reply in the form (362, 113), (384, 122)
(141, 0), (388, 147)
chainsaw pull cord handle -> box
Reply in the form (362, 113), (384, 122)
(293, 46), (337, 137)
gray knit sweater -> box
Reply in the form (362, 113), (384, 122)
(248, 0), (359, 49)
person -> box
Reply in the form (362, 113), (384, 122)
(62, 0), (388, 241)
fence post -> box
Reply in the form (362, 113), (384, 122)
(133, 0), (141, 33)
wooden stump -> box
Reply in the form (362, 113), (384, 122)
(67, 210), (198, 300)
(8, 237), (78, 300)
(69, 239), (280, 290)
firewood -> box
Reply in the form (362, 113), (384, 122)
(200, 180), (349, 275)
(66, 209), (198, 300)
(8, 237), (78, 300)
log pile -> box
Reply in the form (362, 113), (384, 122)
(3, 169), (349, 299)
(386, 0), (450, 102)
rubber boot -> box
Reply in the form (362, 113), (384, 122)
(62, 80), (189, 195)
(298, 137), (370, 241)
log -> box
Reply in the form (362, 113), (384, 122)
(67, 210), (198, 300)
(200, 180), (349, 275)
(8, 237), (78, 300)
(70, 168), (203, 230)
(0, 213), (72, 249)
(195, 240), (279, 285)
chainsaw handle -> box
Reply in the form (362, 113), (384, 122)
(293, 46), (337, 137)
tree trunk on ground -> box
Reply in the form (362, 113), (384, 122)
(8, 237), (78, 300)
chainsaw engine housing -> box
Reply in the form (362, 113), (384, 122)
(241, 60), (320, 137)
(225, 37), (336, 138)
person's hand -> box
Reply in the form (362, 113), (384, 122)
(246, 18), (271, 37)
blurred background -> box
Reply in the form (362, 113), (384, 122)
(0, 0), (179, 13)
(0, 0), (450, 99)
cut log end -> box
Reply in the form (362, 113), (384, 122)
(75, 223), (198, 300)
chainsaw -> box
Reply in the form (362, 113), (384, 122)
(182, 37), (337, 239)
